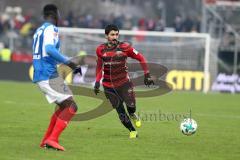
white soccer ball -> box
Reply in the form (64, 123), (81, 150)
(180, 118), (197, 136)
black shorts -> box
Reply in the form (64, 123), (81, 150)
(103, 81), (136, 108)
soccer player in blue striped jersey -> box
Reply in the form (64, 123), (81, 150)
(32, 4), (81, 151)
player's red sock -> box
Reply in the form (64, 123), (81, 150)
(47, 106), (76, 142)
(40, 107), (62, 147)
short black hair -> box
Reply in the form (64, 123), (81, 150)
(43, 4), (58, 19)
(105, 24), (119, 35)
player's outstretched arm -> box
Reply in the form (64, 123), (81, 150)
(126, 46), (154, 87)
(45, 44), (69, 64)
(45, 45), (82, 75)
(134, 54), (154, 87)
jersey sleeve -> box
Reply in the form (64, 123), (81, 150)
(45, 45), (69, 64)
(44, 25), (69, 64)
(95, 46), (103, 82)
(44, 25), (57, 46)
(127, 46), (149, 75)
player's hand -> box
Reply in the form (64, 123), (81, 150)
(66, 60), (78, 69)
(94, 82), (100, 95)
(73, 67), (82, 75)
(67, 60), (82, 75)
(144, 73), (155, 87)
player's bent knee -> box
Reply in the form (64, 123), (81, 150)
(69, 101), (78, 112)
(127, 105), (136, 114)
(58, 97), (78, 112)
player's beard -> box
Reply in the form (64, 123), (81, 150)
(109, 39), (119, 47)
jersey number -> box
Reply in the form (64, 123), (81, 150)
(33, 29), (43, 59)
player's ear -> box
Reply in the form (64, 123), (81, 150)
(105, 34), (108, 40)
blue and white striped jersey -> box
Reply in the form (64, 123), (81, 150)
(32, 22), (68, 83)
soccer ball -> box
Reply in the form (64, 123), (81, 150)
(180, 118), (197, 136)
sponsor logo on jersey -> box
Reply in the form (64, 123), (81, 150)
(133, 48), (139, 55)
(116, 51), (122, 54)
(104, 61), (122, 65)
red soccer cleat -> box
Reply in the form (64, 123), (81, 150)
(40, 139), (59, 148)
(40, 142), (46, 148)
(44, 139), (65, 151)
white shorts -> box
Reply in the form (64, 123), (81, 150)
(37, 77), (73, 104)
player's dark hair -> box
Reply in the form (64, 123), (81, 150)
(105, 24), (119, 35)
(43, 4), (58, 19)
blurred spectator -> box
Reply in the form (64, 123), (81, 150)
(67, 11), (74, 27)
(77, 15), (88, 28)
(20, 22), (32, 36)
(0, 44), (11, 62)
(146, 19), (156, 31)
(138, 18), (146, 30)
(173, 15), (183, 32)
(13, 13), (25, 30)
(0, 18), (3, 35)
(113, 15), (123, 29)
(85, 14), (94, 28)
(122, 15), (133, 30)
(193, 16), (201, 32)
(155, 16), (165, 31)
(0, 14), (11, 34)
(182, 15), (194, 32)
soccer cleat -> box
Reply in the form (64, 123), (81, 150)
(40, 139), (58, 148)
(40, 142), (46, 148)
(44, 139), (65, 151)
(129, 131), (138, 139)
(130, 113), (141, 128)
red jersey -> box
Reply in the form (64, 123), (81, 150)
(95, 41), (149, 88)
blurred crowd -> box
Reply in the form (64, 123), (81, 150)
(0, 7), (202, 39)
(61, 12), (201, 33)
(0, 6), (201, 62)
(0, 7), (37, 38)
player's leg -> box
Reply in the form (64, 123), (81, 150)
(121, 82), (141, 128)
(116, 102), (136, 132)
(40, 105), (63, 147)
(37, 78), (77, 150)
(104, 87), (136, 133)
(45, 97), (78, 151)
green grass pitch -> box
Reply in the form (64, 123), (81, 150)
(0, 81), (239, 160)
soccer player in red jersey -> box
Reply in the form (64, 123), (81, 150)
(94, 24), (154, 138)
